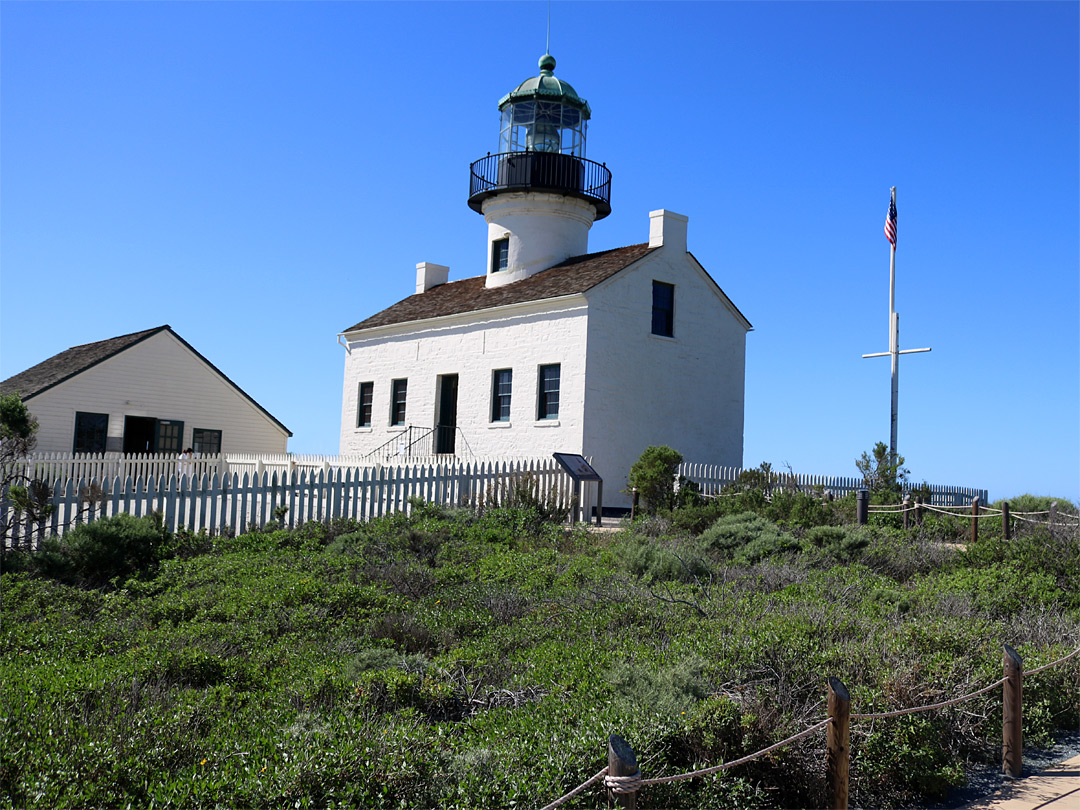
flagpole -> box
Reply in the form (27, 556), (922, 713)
(864, 186), (930, 478)
(888, 186), (898, 468)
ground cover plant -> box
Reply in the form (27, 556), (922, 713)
(2, 488), (1078, 809)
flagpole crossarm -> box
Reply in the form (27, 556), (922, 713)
(862, 347), (932, 359)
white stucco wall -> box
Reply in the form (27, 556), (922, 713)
(24, 331), (289, 454)
(581, 243), (748, 503)
(340, 299), (589, 459)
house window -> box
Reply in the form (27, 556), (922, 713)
(491, 369), (512, 422)
(73, 411), (109, 453)
(357, 382), (374, 427)
(652, 281), (675, 337)
(390, 379), (408, 426)
(192, 429), (222, 455)
(492, 238), (509, 272)
(156, 420), (183, 454)
(537, 364), (560, 420)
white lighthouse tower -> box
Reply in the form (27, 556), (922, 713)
(467, 53), (612, 288)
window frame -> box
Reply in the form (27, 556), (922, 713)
(490, 368), (513, 422)
(537, 364), (561, 420)
(155, 420), (184, 454)
(390, 379), (408, 426)
(73, 411), (109, 454)
(357, 381), (374, 428)
(651, 280), (675, 337)
(491, 238), (509, 273)
(192, 428), (222, 455)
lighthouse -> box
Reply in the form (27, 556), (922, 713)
(340, 53), (749, 510)
(467, 53), (612, 288)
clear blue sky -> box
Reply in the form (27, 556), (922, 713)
(3, 1), (1077, 502)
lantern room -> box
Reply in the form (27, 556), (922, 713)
(468, 53), (611, 221)
(498, 53), (589, 156)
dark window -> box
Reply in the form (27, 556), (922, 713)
(192, 428), (222, 455)
(73, 412), (109, 453)
(491, 369), (512, 421)
(652, 281), (675, 337)
(357, 382), (374, 427)
(391, 379), (408, 426)
(538, 364), (560, 420)
(156, 420), (184, 454)
(492, 238), (509, 272)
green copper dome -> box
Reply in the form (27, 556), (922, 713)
(497, 53), (591, 118)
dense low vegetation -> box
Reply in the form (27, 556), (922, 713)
(2, 486), (1078, 809)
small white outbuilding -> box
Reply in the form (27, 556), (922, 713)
(1, 326), (291, 455)
(338, 54), (750, 508)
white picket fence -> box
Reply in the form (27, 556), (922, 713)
(679, 462), (988, 506)
(4, 453), (990, 547)
(3, 457), (584, 547)
(20, 451), (390, 485)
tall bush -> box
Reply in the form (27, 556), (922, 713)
(628, 445), (683, 513)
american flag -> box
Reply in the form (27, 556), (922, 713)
(884, 195), (897, 247)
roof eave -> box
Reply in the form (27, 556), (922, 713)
(341, 291), (590, 341)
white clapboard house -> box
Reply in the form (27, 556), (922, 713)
(339, 54), (750, 506)
(1, 326), (291, 455)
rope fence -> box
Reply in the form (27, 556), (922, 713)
(861, 495), (1078, 541)
(850, 677), (1007, 720)
(866, 502), (1080, 519)
(540, 643), (1080, 809)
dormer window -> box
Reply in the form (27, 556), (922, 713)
(492, 238), (509, 272)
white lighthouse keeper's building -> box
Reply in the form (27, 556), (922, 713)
(339, 54), (751, 508)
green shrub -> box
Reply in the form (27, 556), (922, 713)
(700, 511), (799, 565)
(992, 493), (1077, 514)
(666, 499), (729, 535)
(766, 490), (837, 529)
(628, 446), (684, 513)
(607, 657), (708, 715)
(857, 715), (964, 804)
(803, 525), (870, 562)
(39, 513), (170, 587)
(616, 534), (705, 583)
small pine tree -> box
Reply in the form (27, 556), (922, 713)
(628, 445), (684, 513)
(855, 441), (909, 495)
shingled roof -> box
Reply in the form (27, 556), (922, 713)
(343, 243), (656, 333)
(0, 326), (291, 436)
(1, 326), (168, 401)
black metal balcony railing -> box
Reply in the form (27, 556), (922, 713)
(468, 152), (611, 219)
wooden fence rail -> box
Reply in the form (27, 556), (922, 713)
(541, 644), (1080, 810)
(2, 457), (581, 547)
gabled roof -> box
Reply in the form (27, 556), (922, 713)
(0, 326), (292, 436)
(344, 243), (656, 333)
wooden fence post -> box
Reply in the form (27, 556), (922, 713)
(827, 677), (850, 810)
(970, 496), (980, 545)
(1049, 501), (1057, 531)
(856, 489), (868, 525)
(903, 492), (911, 529)
(607, 734), (638, 809)
(1001, 501), (1011, 540)
(915, 496), (924, 525)
(1003, 645), (1023, 779)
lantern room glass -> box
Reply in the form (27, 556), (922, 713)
(499, 101), (587, 157)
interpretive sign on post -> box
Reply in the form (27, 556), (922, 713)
(552, 453), (603, 525)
